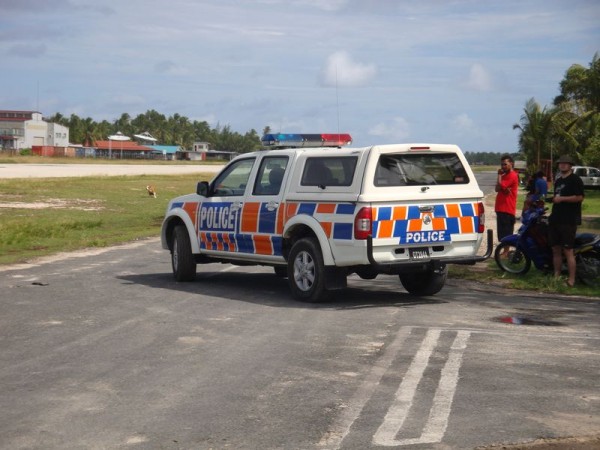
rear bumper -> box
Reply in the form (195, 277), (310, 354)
(366, 229), (493, 270)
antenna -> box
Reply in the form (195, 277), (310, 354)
(36, 80), (40, 112)
(336, 66), (340, 136)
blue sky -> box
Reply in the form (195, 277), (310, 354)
(1, 0), (599, 151)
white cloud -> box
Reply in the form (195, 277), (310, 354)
(464, 63), (493, 92)
(451, 113), (475, 132)
(368, 117), (410, 142)
(320, 51), (377, 88)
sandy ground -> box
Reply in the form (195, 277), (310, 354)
(0, 163), (224, 179)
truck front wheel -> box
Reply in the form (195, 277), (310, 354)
(399, 265), (447, 296)
(172, 225), (196, 281)
(288, 238), (330, 302)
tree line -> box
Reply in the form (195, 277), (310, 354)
(513, 53), (600, 169)
(46, 110), (265, 153)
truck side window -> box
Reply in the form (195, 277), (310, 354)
(301, 157), (357, 187)
(253, 156), (289, 195)
(211, 158), (255, 196)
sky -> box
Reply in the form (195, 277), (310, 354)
(1, 0), (599, 152)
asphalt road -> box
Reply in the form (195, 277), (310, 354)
(1, 240), (599, 450)
(1, 165), (599, 449)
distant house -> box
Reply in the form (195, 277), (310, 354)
(0, 110), (69, 151)
(176, 141), (237, 161)
(93, 140), (154, 159)
(147, 145), (181, 160)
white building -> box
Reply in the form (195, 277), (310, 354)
(0, 110), (69, 150)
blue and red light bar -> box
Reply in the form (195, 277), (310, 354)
(261, 133), (352, 148)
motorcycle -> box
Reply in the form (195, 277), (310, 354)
(494, 202), (600, 287)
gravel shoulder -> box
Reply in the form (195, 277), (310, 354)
(0, 163), (223, 178)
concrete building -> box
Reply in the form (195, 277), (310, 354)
(177, 141), (236, 161)
(0, 110), (69, 151)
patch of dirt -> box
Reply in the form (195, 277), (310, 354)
(476, 435), (600, 449)
(0, 198), (104, 210)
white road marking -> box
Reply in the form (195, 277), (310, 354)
(373, 328), (441, 445)
(318, 326), (412, 449)
(373, 330), (471, 446)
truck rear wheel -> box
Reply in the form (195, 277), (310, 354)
(172, 225), (196, 281)
(399, 265), (447, 296)
(288, 238), (330, 302)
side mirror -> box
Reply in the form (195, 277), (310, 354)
(197, 181), (209, 197)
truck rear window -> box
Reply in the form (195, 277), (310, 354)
(374, 153), (469, 186)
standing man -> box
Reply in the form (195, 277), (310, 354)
(494, 154), (519, 243)
(549, 155), (585, 287)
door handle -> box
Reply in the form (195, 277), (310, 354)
(266, 201), (279, 211)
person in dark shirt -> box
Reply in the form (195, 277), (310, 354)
(548, 155), (585, 287)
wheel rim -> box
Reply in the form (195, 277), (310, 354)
(293, 250), (315, 292)
(497, 245), (528, 273)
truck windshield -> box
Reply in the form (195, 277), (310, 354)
(374, 153), (469, 186)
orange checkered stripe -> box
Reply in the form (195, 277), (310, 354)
(285, 202), (356, 240)
(373, 202), (482, 244)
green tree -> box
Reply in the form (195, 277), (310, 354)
(513, 98), (568, 169)
(81, 117), (98, 147)
(553, 53), (600, 165)
(555, 52), (600, 114)
(113, 113), (132, 137)
(67, 114), (83, 145)
(47, 112), (69, 127)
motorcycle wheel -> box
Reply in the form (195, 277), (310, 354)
(576, 253), (600, 288)
(494, 242), (532, 275)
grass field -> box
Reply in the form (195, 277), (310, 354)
(0, 173), (212, 265)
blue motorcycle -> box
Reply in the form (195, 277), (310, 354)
(494, 203), (600, 287)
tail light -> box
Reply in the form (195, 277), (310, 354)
(477, 201), (485, 233)
(354, 207), (372, 240)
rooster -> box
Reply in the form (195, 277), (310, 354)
(146, 185), (157, 198)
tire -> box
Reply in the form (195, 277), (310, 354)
(172, 225), (196, 281)
(494, 242), (531, 275)
(399, 265), (447, 296)
(576, 253), (600, 288)
(288, 238), (330, 302)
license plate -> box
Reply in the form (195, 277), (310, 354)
(409, 248), (430, 260)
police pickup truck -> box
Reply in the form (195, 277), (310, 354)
(161, 133), (492, 302)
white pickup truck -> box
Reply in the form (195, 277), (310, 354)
(161, 133), (492, 302)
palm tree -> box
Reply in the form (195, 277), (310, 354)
(513, 98), (564, 168)
(81, 117), (98, 147)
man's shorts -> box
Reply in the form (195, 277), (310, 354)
(496, 212), (516, 241)
(548, 223), (577, 249)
